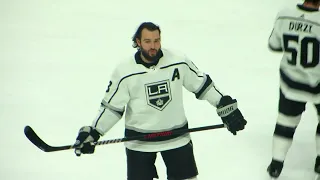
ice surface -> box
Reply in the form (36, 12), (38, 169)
(1, 0), (317, 179)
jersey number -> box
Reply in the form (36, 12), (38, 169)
(283, 34), (319, 68)
(106, 81), (112, 93)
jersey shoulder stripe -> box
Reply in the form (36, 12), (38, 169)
(160, 62), (202, 78)
(107, 71), (147, 104)
(277, 16), (320, 27)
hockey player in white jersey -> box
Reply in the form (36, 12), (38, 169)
(267, 0), (320, 179)
(73, 22), (247, 180)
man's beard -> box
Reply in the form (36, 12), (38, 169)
(140, 48), (162, 62)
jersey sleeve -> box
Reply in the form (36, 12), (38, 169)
(91, 67), (130, 135)
(183, 57), (223, 107)
(268, 13), (283, 52)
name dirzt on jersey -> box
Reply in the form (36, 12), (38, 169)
(217, 104), (237, 117)
(289, 21), (313, 33)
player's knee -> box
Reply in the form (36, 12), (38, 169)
(274, 123), (296, 139)
(276, 113), (301, 127)
(274, 113), (301, 139)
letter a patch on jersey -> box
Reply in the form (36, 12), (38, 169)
(171, 68), (180, 81)
(145, 80), (172, 111)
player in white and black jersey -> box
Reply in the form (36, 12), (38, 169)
(73, 22), (247, 180)
(267, 0), (320, 179)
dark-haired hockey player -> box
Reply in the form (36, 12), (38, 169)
(73, 22), (247, 180)
(267, 0), (320, 179)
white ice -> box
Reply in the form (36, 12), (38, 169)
(1, 0), (319, 179)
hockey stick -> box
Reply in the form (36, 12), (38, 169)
(24, 124), (225, 152)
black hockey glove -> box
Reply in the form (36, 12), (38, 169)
(74, 126), (101, 156)
(217, 96), (247, 135)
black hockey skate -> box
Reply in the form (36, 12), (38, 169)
(267, 159), (283, 179)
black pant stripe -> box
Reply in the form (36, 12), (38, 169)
(274, 123), (296, 139)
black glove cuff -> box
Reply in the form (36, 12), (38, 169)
(90, 128), (101, 142)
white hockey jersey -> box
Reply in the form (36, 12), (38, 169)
(91, 48), (223, 152)
(268, 4), (320, 103)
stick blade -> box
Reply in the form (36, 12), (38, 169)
(24, 126), (51, 152)
(24, 126), (74, 152)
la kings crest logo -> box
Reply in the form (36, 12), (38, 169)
(145, 80), (172, 111)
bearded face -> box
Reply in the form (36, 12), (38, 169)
(136, 29), (161, 62)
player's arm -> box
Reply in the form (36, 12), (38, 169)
(74, 67), (130, 156)
(182, 57), (222, 105)
(92, 67), (130, 135)
(268, 15), (283, 52)
(183, 58), (247, 135)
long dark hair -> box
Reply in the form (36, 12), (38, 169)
(132, 22), (161, 49)
(305, 0), (320, 4)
